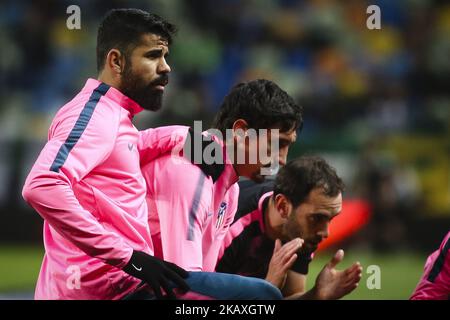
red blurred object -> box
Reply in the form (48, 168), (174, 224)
(317, 199), (372, 252)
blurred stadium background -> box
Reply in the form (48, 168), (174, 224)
(0, 0), (448, 299)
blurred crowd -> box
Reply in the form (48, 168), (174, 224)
(0, 0), (448, 250)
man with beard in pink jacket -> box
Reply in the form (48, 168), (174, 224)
(22, 8), (189, 300)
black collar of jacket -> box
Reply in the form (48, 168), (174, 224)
(184, 128), (225, 183)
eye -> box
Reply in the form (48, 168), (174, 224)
(145, 50), (163, 59)
(310, 215), (327, 224)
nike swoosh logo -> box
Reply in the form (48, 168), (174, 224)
(128, 143), (134, 151)
(131, 264), (142, 272)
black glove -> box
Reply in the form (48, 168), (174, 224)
(123, 250), (190, 299)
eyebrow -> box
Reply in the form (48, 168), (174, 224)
(144, 48), (169, 56)
(311, 211), (341, 221)
(311, 212), (332, 218)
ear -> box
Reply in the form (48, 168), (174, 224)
(274, 193), (292, 220)
(105, 49), (126, 75)
(231, 119), (249, 141)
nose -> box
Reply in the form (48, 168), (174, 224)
(158, 57), (171, 74)
(317, 225), (330, 239)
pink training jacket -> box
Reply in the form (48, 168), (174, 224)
(142, 129), (239, 272)
(410, 231), (450, 300)
(22, 79), (185, 300)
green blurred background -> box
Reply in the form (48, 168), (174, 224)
(0, 0), (449, 299)
(0, 246), (426, 299)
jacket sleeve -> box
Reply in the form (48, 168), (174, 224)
(22, 104), (133, 268)
(137, 125), (190, 167)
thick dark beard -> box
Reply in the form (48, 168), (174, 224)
(283, 213), (311, 254)
(120, 66), (164, 111)
(283, 217), (320, 254)
(283, 211), (302, 240)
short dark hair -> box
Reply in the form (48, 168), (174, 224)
(274, 156), (345, 208)
(96, 8), (177, 72)
(212, 79), (303, 134)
